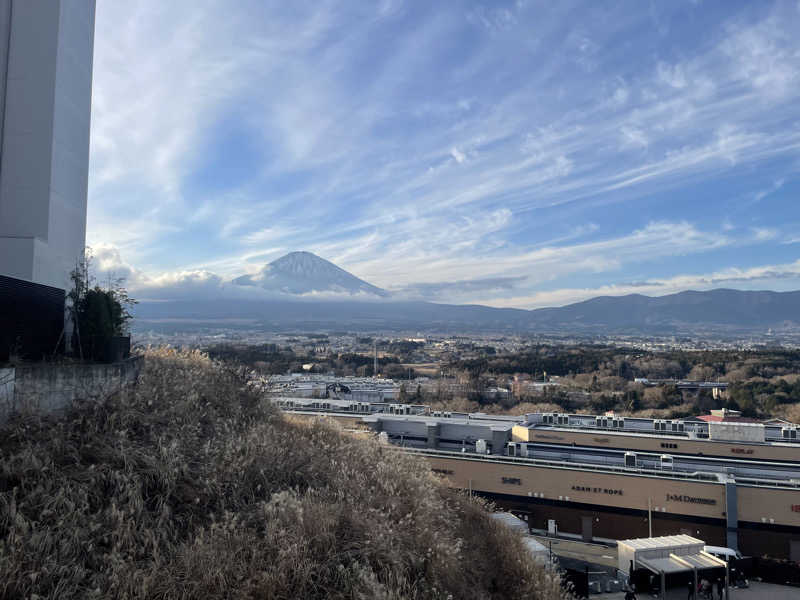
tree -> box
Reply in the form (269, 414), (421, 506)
(398, 383), (408, 403)
(68, 248), (136, 361)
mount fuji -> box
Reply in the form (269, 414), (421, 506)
(232, 251), (388, 298)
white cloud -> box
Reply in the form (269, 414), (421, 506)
(656, 62), (688, 89)
(472, 259), (800, 309)
(450, 147), (467, 164)
(722, 16), (799, 98)
(612, 85), (629, 105)
(754, 178), (785, 202)
(86, 2), (800, 306)
(752, 227), (778, 241)
(321, 221), (730, 298)
(467, 4), (520, 32)
(92, 211), (797, 309)
(620, 126), (648, 149)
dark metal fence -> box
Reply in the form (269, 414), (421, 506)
(0, 275), (65, 362)
(562, 568), (589, 599)
(732, 556), (800, 587)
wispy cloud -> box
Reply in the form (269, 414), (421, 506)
(86, 1), (800, 308)
(99, 219), (770, 307)
(395, 276), (528, 300)
(754, 178), (785, 202)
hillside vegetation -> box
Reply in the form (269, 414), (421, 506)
(0, 349), (567, 599)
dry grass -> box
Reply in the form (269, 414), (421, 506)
(0, 348), (569, 600)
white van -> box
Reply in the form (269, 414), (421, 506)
(703, 545), (743, 562)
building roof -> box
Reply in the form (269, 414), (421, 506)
(619, 534), (702, 551)
(639, 553), (723, 575)
(695, 408), (762, 424)
(490, 512), (529, 533)
(638, 557), (691, 575)
(765, 418), (797, 426)
(522, 537), (548, 558)
(696, 414), (763, 423)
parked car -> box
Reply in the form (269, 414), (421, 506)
(703, 545), (743, 562)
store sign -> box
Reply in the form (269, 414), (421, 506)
(572, 485), (623, 496)
(730, 448), (754, 455)
(666, 493), (716, 506)
(502, 477), (522, 485)
(431, 468), (453, 476)
(790, 504), (800, 513)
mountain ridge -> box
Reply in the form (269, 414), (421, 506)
(134, 287), (800, 334)
(528, 288), (800, 330)
(134, 251), (800, 333)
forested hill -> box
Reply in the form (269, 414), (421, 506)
(527, 289), (800, 332)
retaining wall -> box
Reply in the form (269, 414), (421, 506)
(0, 356), (142, 423)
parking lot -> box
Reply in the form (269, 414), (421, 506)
(606, 581), (800, 599)
(531, 535), (800, 599)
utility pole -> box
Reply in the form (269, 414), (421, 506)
(373, 341), (378, 376)
(648, 497), (653, 537)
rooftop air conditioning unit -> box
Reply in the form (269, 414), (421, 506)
(476, 439), (488, 454)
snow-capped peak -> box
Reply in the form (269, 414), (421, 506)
(232, 251), (388, 297)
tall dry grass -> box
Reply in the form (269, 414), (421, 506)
(0, 348), (569, 599)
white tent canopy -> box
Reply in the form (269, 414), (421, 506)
(618, 535), (728, 600)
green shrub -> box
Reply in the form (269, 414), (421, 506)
(0, 348), (569, 599)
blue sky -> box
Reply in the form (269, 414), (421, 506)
(88, 0), (800, 308)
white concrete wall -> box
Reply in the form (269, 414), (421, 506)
(47, 0), (95, 288)
(0, 1), (11, 150)
(0, 0), (95, 291)
(709, 421), (766, 443)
